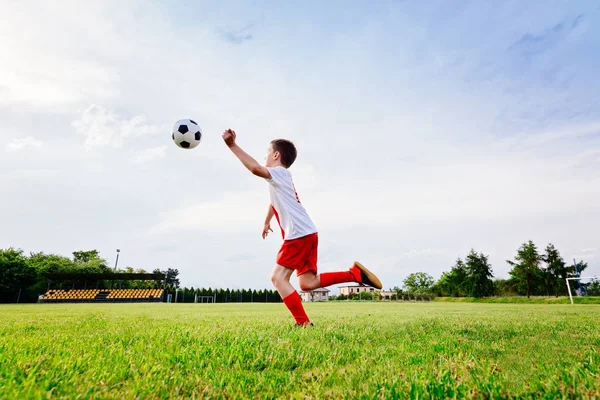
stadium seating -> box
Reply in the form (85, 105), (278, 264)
(39, 288), (164, 303)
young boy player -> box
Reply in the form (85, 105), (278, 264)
(222, 129), (382, 326)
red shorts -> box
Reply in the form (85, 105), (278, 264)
(276, 232), (318, 276)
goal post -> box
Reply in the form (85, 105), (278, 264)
(566, 275), (600, 304)
(194, 294), (215, 303)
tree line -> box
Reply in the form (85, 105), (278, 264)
(172, 287), (283, 303)
(1, 240), (597, 303)
(0, 247), (281, 303)
(397, 241), (598, 298)
(0, 248), (112, 303)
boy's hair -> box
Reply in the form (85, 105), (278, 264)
(271, 139), (297, 168)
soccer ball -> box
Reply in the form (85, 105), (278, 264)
(172, 119), (202, 149)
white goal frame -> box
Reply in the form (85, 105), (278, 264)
(566, 275), (600, 304)
(194, 294), (215, 304)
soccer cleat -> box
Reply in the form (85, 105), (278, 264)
(351, 261), (383, 289)
(295, 321), (314, 327)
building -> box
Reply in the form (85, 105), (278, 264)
(379, 290), (394, 299)
(300, 288), (330, 302)
(339, 285), (379, 296)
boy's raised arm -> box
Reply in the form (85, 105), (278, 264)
(222, 129), (271, 179)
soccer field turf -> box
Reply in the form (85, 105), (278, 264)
(1, 302), (599, 399)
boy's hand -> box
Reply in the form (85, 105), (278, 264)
(262, 223), (273, 239)
(222, 129), (236, 147)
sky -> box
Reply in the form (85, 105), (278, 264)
(1, 1), (599, 292)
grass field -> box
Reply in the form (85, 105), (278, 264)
(1, 302), (599, 399)
(434, 296), (600, 304)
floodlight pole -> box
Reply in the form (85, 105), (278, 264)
(114, 249), (121, 271)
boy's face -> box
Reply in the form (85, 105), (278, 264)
(264, 144), (278, 167)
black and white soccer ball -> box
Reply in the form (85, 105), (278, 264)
(172, 119), (202, 149)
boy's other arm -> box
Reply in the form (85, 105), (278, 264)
(262, 205), (274, 239)
(265, 204), (274, 225)
(223, 129), (271, 179)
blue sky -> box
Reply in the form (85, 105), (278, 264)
(1, 1), (599, 290)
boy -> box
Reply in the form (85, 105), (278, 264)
(222, 129), (382, 326)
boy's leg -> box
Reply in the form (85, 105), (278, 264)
(298, 272), (321, 291)
(299, 268), (355, 290)
(300, 262), (382, 289)
(271, 264), (310, 325)
(295, 232), (382, 290)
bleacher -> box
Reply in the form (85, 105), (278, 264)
(39, 288), (164, 303)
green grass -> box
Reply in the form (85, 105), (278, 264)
(434, 296), (600, 304)
(1, 303), (599, 399)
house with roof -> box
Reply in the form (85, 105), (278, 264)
(338, 285), (379, 296)
(299, 287), (330, 302)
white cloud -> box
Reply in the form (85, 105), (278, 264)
(0, 169), (57, 181)
(399, 249), (441, 259)
(72, 105), (164, 149)
(6, 137), (43, 151)
(572, 248), (598, 262)
(1, 1), (599, 290)
(148, 191), (266, 235)
(132, 146), (168, 164)
(0, 2), (122, 110)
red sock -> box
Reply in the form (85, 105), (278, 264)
(319, 269), (359, 287)
(282, 291), (310, 325)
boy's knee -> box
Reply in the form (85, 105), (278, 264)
(270, 273), (280, 286)
(299, 276), (318, 291)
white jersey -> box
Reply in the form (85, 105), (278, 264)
(266, 166), (317, 240)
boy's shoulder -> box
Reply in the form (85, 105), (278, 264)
(267, 166), (290, 174)
(266, 166), (292, 184)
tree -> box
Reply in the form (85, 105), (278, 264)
(464, 250), (495, 298)
(507, 240), (542, 298)
(72, 250), (111, 276)
(28, 252), (75, 276)
(153, 268), (180, 288)
(435, 258), (468, 297)
(0, 248), (37, 302)
(403, 272), (434, 294)
(165, 268), (180, 288)
(27, 252), (75, 294)
(586, 279), (600, 296)
(72, 250), (100, 263)
(392, 286), (404, 298)
(493, 278), (517, 296)
(357, 291), (374, 301)
(541, 244), (566, 297)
